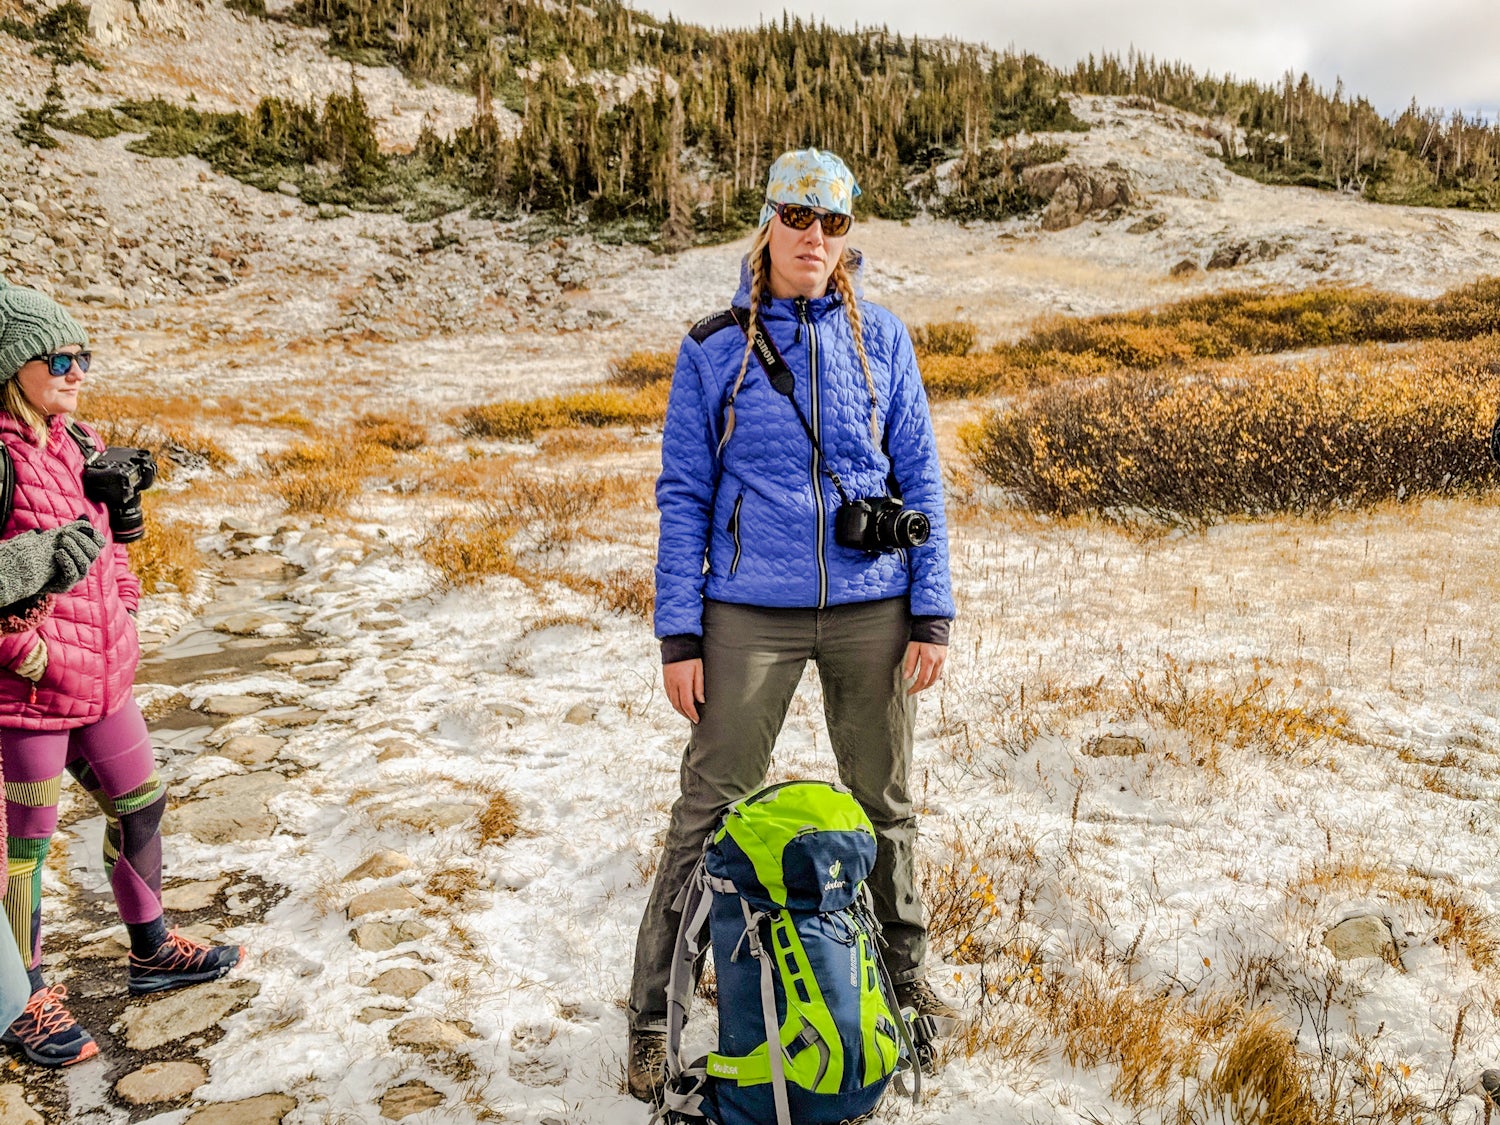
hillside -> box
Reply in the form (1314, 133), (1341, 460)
(2, 4), (1500, 1125)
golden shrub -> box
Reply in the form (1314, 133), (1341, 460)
(912, 319), (978, 357)
(127, 492), (204, 596)
(963, 341), (1500, 522)
(607, 350), (677, 388)
(456, 382), (669, 441)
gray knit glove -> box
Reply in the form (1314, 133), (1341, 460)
(0, 519), (105, 605)
(41, 519), (105, 595)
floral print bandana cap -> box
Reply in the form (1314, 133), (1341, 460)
(758, 148), (862, 226)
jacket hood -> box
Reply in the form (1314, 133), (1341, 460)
(732, 247), (865, 313)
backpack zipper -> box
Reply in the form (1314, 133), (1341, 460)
(796, 297), (828, 609)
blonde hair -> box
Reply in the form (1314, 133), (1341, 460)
(718, 232), (878, 457)
(1, 377), (48, 447)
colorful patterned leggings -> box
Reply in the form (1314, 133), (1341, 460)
(2, 699), (164, 971)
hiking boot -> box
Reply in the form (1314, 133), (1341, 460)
(128, 931), (245, 995)
(627, 1028), (667, 1104)
(2, 985), (99, 1067)
(895, 977), (964, 1036)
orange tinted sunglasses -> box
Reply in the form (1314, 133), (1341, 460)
(768, 200), (853, 237)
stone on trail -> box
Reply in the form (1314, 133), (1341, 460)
(217, 734), (283, 767)
(184, 1093), (297, 1125)
(343, 850), (413, 881)
(564, 702), (597, 725)
(162, 878), (227, 912)
(172, 772), (284, 844)
(1084, 735), (1147, 757)
(0, 1085), (41, 1125)
(390, 1016), (474, 1053)
(381, 1081), (445, 1120)
(116, 1060), (208, 1105)
(347, 886), (424, 920)
(122, 979), (260, 1051)
(353, 919), (432, 952)
(262, 648), (325, 668)
(370, 967), (433, 999)
(216, 612), (284, 636)
(200, 695), (269, 717)
(359, 1006), (406, 1024)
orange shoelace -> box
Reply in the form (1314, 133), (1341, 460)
(16, 985), (79, 1040)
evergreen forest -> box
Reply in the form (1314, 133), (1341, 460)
(11, 0), (1500, 239)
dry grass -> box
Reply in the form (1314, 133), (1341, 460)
(354, 412), (427, 451)
(963, 338), (1500, 523)
(912, 319), (979, 357)
(128, 491), (204, 596)
(924, 278), (1500, 400)
(265, 432), (400, 514)
(455, 382), (670, 442)
(607, 350), (676, 389)
(1205, 1006), (1329, 1125)
(83, 390), (232, 476)
(476, 791), (519, 848)
(418, 511), (521, 589)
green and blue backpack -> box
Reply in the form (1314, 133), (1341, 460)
(655, 781), (920, 1125)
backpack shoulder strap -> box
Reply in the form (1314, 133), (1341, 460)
(689, 308), (740, 345)
(0, 443), (12, 535)
(664, 859), (714, 1081)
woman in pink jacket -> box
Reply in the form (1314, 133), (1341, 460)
(0, 278), (243, 1068)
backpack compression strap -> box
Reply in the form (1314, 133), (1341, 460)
(656, 860), (716, 1123)
(739, 896), (794, 1125)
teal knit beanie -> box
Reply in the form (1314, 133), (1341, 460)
(0, 277), (89, 381)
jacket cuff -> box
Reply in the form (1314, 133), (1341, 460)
(660, 634), (704, 664)
(0, 594), (53, 636)
(909, 615), (951, 646)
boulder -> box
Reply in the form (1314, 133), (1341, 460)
(1021, 163), (1136, 231)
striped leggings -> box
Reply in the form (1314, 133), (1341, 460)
(2, 700), (164, 972)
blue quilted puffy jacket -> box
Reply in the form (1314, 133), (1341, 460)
(654, 256), (955, 646)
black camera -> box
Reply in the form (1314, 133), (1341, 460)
(834, 495), (930, 553)
(82, 447), (157, 544)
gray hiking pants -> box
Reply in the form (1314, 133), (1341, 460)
(628, 596), (927, 1031)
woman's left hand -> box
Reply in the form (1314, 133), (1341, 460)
(902, 641), (946, 695)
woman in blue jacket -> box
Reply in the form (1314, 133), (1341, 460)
(628, 148), (957, 1101)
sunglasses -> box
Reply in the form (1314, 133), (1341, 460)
(27, 351), (92, 377)
(768, 200), (853, 238)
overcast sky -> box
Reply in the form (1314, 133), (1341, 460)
(632, 1), (1497, 120)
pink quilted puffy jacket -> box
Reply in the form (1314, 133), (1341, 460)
(0, 411), (140, 730)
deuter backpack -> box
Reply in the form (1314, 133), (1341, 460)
(655, 780), (921, 1125)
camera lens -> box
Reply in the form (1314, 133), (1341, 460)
(891, 509), (930, 549)
(110, 500), (146, 544)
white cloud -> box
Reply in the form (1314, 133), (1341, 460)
(632, 0), (1498, 117)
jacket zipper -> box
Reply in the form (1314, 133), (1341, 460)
(728, 492), (744, 575)
(797, 297), (828, 609)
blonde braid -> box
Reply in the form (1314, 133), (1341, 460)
(832, 253), (879, 446)
(717, 224), (772, 458)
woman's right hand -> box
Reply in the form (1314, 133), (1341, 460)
(14, 636), (47, 683)
(663, 659), (705, 723)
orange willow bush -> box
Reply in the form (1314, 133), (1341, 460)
(456, 383), (670, 441)
(963, 343), (1500, 522)
(924, 278), (1500, 400)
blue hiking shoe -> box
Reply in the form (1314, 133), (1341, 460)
(2, 985), (99, 1067)
(127, 931), (244, 995)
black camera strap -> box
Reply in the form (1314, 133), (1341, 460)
(728, 307), (854, 506)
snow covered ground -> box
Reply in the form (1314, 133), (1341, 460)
(3, 9), (1500, 1123)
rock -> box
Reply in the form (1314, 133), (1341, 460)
(277, 181), (301, 197)
(1323, 915), (1399, 963)
(10, 199), (38, 218)
(390, 1016), (473, 1052)
(122, 979), (259, 1050)
(219, 517), (258, 534)
(370, 967), (433, 999)
(162, 878), (226, 912)
(172, 772), (284, 844)
(184, 1094), (297, 1125)
(1127, 213), (1167, 234)
(1084, 735), (1147, 757)
(347, 886), (424, 920)
(200, 695), (270, 717)
(344, 850), (413, 881)
(405, 802), (479, 831)
(0, 1085), (41, 1124)
(352, 920), (432, 952)
(381, 1081), (445, 1120)
(358, 1006), (406, 1024)
(73, 930), (131, 960)
(1479, 230), (1500, 244)
(1021, 163), (1136, 231)
(1207, 238), (1287, 270)
(263, 708), (322, 728)
(217, 612), (284, 636)
(217, 735), (283, 767)
(262, 648), (324, 667)
(116, 1060), (207, 1105)
(375, 739), (419, 762)
(290, 660), (345, 681)
(564, 702), (597, 725)
(1479, 1069), (1500, 1104)
(1169, 258), (1200, 277)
